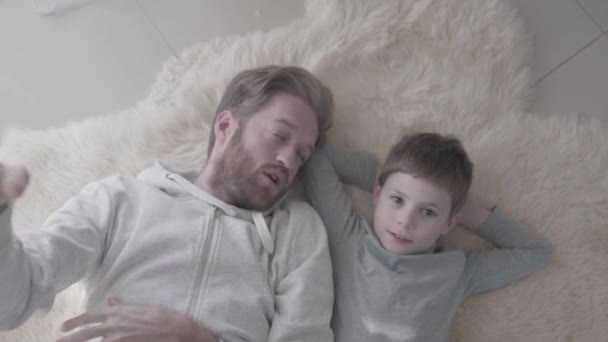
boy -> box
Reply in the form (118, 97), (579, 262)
(303, 133), (554, 342)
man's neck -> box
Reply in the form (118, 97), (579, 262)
(193, 164), (230, 204)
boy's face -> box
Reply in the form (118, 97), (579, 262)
(373, 172), (460, 255)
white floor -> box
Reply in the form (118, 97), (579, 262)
(1, 0), (606, 130)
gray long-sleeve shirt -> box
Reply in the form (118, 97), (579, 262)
(303, 143), (554, 342)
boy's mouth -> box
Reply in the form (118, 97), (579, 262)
(389, 231), (412, 243)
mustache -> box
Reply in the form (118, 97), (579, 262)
(260, 164), (289, 179)
(259, 163), (290, 187)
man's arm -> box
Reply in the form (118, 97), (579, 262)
(0, 164), (112, 330)
(461, 205), (555, 297)
(267, 202), (334, 342)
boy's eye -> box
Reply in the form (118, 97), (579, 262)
(421, 208), (437, 217)
(272, 131), (288, 143)
(389, 195), (404, 205)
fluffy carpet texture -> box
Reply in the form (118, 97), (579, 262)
(1, 0), (606, 341)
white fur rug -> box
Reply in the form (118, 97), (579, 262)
(1, 0), (606, 341)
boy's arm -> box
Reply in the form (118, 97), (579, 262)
(322, 143), (378, 192)
(0, 181), (113, 330)
(461, 205), (555, 297)
(303, 143), (368, 242)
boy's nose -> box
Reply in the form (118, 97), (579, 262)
(397, 209), (416, 230)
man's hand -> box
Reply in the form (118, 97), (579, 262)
(57, 298), (220, 342)
(0, 163), (29, 205)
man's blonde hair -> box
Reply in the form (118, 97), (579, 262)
(207, 65), (334, 156)
(378, 133), (473, 216)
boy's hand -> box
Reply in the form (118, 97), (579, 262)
(458, 202), (491, 231)
(0, 163), (30, 205)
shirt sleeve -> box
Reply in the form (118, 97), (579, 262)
(322, 142), (377, 192)
(302, 142), (373, 243)
(267, 201), (334, 342)
(0, 181), (115, 330)
(462, 208), (555, 297)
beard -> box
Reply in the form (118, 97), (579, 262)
(216, 132), (289, 211)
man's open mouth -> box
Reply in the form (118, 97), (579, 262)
(263, 172), (281, 187)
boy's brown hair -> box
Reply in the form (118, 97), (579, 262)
(207, 65), (334, 156)
(377, 133), (473, 216)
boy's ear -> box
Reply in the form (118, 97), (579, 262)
(442, 212), (461, 235)
(373, 182), (382, 205)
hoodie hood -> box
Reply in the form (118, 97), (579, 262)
(137, 160), (276, 254)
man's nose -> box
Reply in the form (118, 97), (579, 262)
(276, 147), (297, 171)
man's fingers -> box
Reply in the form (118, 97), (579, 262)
(56, 323), (108, 342)
(0, 164), (29, 201)
(61, 311), (107, 332)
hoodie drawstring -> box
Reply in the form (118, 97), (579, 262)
(167, 173), (274, 254)
(252, 212), (274, 254)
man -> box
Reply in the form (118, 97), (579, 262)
(0, 66), (335, 342)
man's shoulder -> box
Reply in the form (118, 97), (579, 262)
(272, 199), (331, 264)
(88, 173), (135, 187)
(274, 199), (327, 237)
(279, 199), (320, 218)
(81, 174), (145, 195)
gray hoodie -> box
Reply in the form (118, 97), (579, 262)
(0, 161), (334, 342)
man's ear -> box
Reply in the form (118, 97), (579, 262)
(442, 212), (461, 235)
(214, 111), (237, 145)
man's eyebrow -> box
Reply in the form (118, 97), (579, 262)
(275, 119), (315, 155)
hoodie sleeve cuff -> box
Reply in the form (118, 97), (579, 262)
(0, 203), (14, 249)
